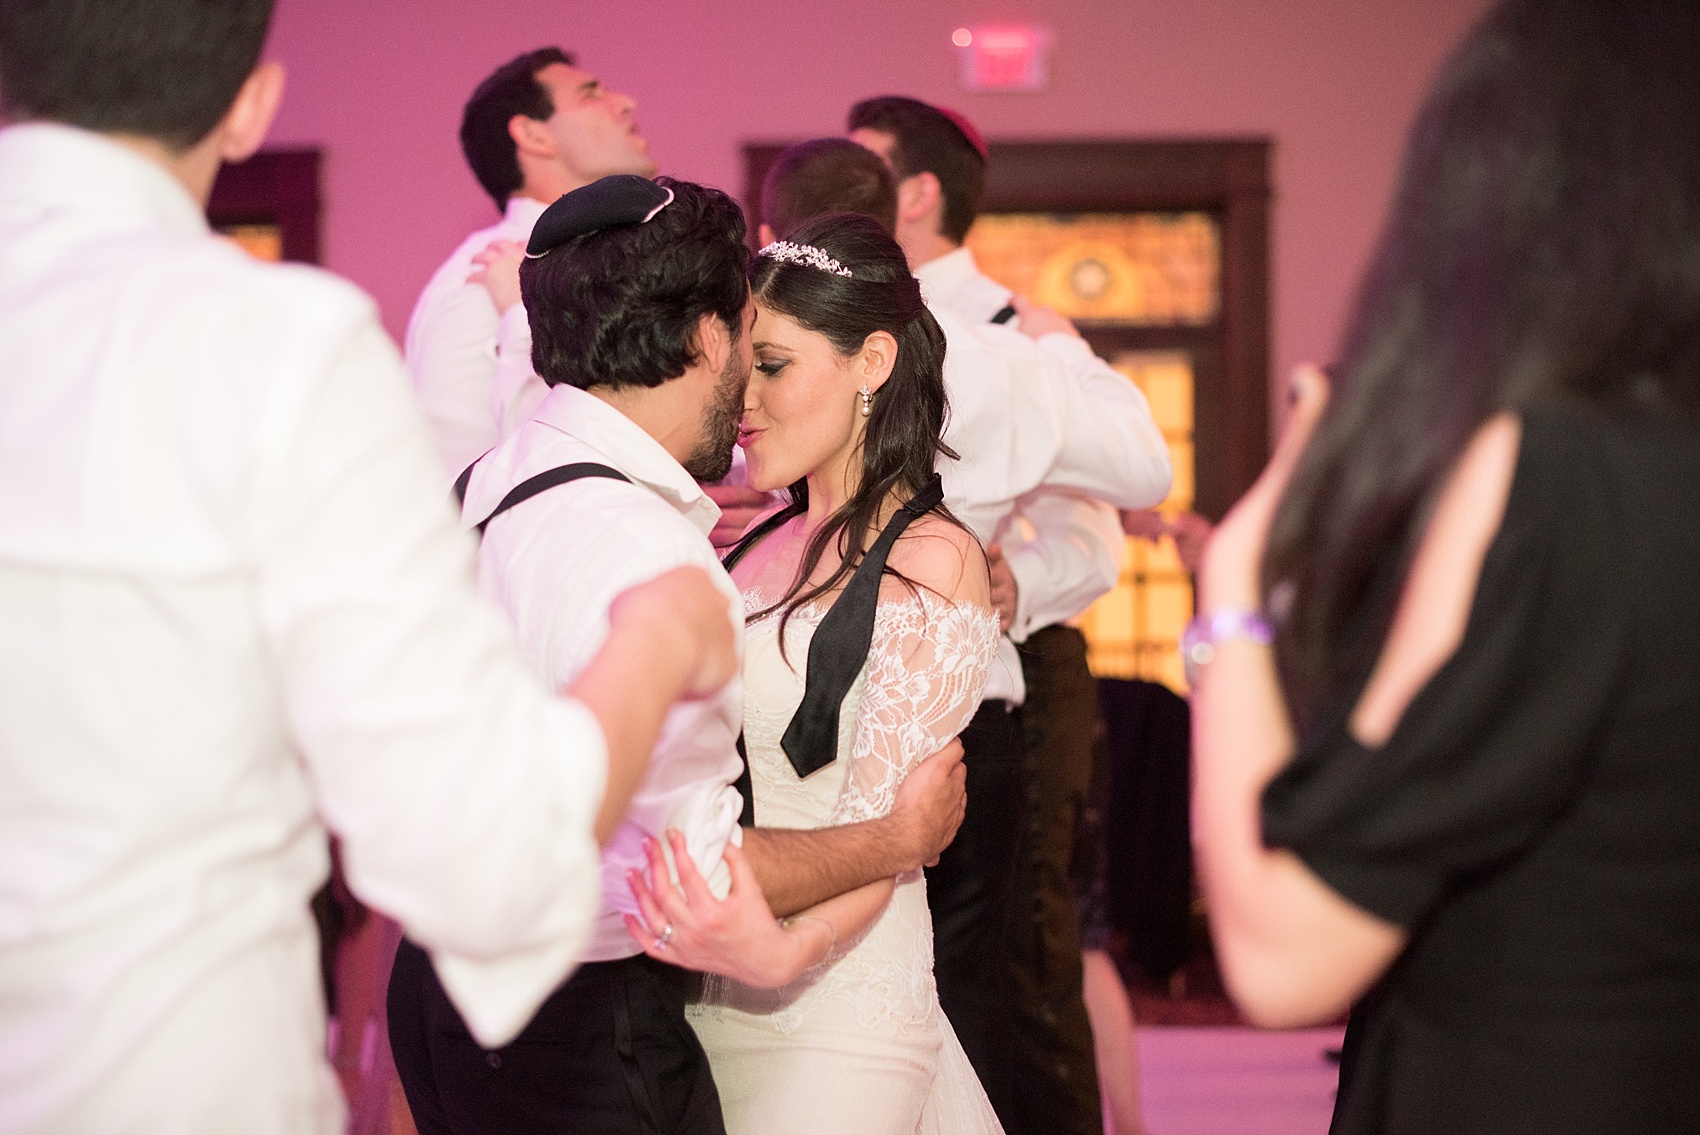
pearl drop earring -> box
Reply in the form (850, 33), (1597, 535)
(858, 386), (873, 417)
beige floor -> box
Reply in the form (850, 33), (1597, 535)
(335, 921), (1343, 1135)
(1137, 1026), (1346, 1135)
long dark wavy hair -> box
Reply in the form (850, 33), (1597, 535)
(744, 212), (969, 639)
(1264, 0), (1700, 727)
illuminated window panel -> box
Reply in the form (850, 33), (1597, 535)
(1075, 351), (1196, 693)
(217, 222), (285, 262)
(965, 212), (1219, 326)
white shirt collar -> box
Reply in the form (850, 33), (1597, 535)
(913, 245), (1014, 325)
(530, 383), (722, 538)
(0, 123), (209, 240)
(913, 245), (982, 295)
(503, 195), (551, 238)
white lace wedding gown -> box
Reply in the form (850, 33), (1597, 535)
(686, 584), (1005, 1135)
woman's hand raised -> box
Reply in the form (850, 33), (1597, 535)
(1197, 365), (1329, 614)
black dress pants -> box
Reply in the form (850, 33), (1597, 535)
(387, 939), (725, 1135)
(994, 625), (1104, 1135)
(927, 698), (1028, 1079)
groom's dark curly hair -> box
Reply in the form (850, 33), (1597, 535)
(521, 176), (749, 392)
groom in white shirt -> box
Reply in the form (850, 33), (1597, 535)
(405, 47), (657, 479)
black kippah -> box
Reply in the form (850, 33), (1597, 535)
(526, 175), (675, 257)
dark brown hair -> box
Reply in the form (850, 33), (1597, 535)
(1264, 0), (1700, 725)
(847, 96), (986, 244)
(0, 0), (274, 152)
(459, 47), (574, 211)
(746, 212), (970, 639)
(762, 138), (897, 240)
(521, 177), (748, 392)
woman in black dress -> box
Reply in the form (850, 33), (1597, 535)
(1191, 1), (1700, 1131)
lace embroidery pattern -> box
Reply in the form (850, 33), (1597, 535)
(701, 584), (999, 1035)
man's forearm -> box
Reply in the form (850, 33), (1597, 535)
(740, 820), (912, 917)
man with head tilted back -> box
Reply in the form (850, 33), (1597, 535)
(407, 47), (657, 479)
(0, 3), (739, 1131)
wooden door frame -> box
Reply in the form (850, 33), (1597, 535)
(742, 138), (1271, 520)
(208, 147), (323, 264)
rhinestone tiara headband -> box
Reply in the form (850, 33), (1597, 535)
(757, 240), (853, 278)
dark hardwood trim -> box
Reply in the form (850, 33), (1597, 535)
(207, 148), (322, 264)
(978, 140), (1270, 521)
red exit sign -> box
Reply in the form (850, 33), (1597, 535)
(954, 25), (1054, 92)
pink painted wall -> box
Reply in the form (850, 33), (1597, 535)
(263, 0), (1493, 397)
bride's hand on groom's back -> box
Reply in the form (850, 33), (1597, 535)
(886, 740), (968, 869)
(623, 830), (821, 988)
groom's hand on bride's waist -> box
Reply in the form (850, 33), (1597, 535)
(887, 740), (968, 870)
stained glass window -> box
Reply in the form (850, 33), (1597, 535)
(964, 212), (1219, 326)
(1073, 352), (1197, 692)
(966, 210), (1220, 694)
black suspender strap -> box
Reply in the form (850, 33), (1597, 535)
(718, 498), (804, 573)
(451, 455), (484, 509)
(732, 735), (756, 827)
(466, 462), (632, 534)
(989, 303), (1018, 325)
(779, 474), (946, 778)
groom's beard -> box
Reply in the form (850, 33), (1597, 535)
(683, 346), (748, 483)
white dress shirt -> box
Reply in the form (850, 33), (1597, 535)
(404, 196), (548, 480)
(0, 126), (613, 1132)
(465, 383), (746, 962)
(917, 245), (1018, 325)
(920, 247), (1139, 648)
(929, 304), (1170, 701)
(491, 300), (551, 441)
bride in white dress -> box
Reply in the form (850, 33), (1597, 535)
(625, 213), (1005, 1135)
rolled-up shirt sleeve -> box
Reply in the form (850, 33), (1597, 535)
(1261, 419), (1626, 928)
(1030, 331), (1173, 511)
(999, 491), (1125, 642)
(938, 313), (1171, 543)
(254, 318), (606, 1046)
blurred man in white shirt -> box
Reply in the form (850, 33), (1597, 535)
(405, 47), (656, 479)
(0, 5), (734, 1131)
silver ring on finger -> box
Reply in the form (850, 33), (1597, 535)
(656, 922), (674, 950)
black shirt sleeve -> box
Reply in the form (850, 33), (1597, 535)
(1261, 408), (1630, 927)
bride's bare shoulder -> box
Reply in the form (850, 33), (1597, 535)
(887, 513), (990, 607)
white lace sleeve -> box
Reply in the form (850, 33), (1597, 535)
(829, 589), (1001, 825)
